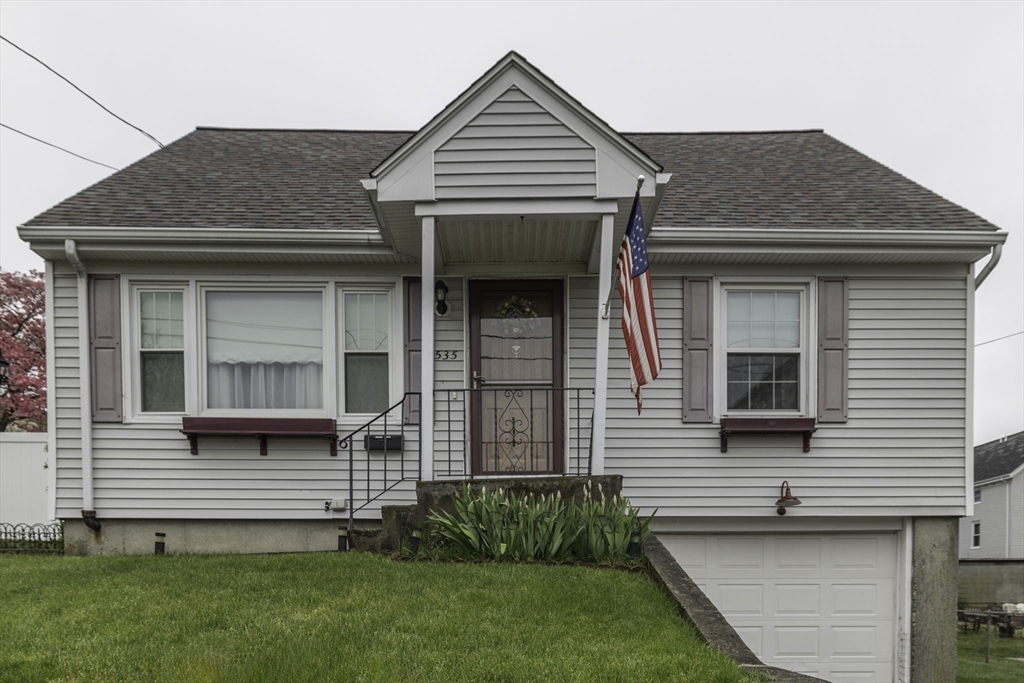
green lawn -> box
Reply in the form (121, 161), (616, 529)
(958, 624), (1024, 683)
(0, 553), (754, 683)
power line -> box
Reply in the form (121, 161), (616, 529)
(976, 330), (1023, 348)
(0, 34), (163, 148)
(0, 123), (120, 171)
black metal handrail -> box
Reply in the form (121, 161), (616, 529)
(434, 387), (594, 478)
(338, 392), (421, 531)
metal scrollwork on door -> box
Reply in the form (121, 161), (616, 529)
(496, 389), (530, 473)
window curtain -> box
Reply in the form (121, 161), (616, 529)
(206, 291), (324, 409)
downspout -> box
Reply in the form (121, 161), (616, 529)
(974, 244), (1002, 288)
(65, 240), (101, 532)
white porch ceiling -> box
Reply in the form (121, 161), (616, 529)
(438, 219), (597, 264)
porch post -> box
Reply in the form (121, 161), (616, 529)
(420, 216), (435, 481)
(591, 213), (616, 475)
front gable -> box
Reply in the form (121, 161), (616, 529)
(372, 52), (661, 204)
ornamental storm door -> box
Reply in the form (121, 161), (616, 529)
(468, 280), (564, 475)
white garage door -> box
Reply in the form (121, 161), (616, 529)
(662, 533), (897, 683)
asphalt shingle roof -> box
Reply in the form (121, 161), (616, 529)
(975, 431), (1024, 483)
(25, 128), (999, 232)
(26, 129), (412, 231)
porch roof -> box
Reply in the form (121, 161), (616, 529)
(23, 128), (999, 234)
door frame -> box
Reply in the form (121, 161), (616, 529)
(468, 279), (565, 476)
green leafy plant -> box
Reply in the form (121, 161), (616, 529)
(427, 482), (655, 563)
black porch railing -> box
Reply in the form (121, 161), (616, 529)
(0, 522), (64, 554)
(434, 387), (594, 478)
(339, 393), (420, 531)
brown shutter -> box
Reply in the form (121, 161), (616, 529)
(89, 274), (123, 422)
(817, 277), (848, 423)
(404, 278), (422, 424)
(682, 276), (714, 423)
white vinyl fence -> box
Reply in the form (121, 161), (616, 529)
(0, 432), (52, 524)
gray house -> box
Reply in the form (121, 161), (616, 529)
(19, 53), (1007, 682)
(960, 431), (1024, 559)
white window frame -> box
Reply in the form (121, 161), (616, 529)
(337, 285), (400, 419)
(119, 275), (406, 423)
(198, 283), (331, 418)
(715, 277), (816, 419)
(974, 489), (981, 504)
(124, 281), (196, 423)
(971, 521), (981, 549)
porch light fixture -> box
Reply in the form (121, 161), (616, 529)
(435, 280), (450, 317)
(775, 480), (801, 516)
(0, 348), (9, 394)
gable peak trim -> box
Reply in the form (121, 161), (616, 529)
(370, 50), (660, 179)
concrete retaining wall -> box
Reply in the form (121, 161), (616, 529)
(958, 559), (1024, 607)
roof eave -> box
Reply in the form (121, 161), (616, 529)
(19, 225), (395, 260)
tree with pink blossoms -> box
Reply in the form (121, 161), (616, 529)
(1, 269), (46, 431)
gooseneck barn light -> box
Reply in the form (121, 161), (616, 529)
(775, 481), (802, 516)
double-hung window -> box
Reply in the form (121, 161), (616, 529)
(971, 521), (981, 549)
(203, 288), (326, 412)
(722, 285), (808, 415)
(341, 291), (390, 415)
(136, 287), (187, 414)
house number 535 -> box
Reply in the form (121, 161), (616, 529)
(434, 350), (459, 360)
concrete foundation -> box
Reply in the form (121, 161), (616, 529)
(910, 517), (959, 683)
(62, 476), (621, 556)
(63, 518), (349, 556)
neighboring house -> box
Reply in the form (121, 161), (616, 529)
(960, 432), (1024, 559)
(18, 53), (1007, 682)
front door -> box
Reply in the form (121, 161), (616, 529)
(469, 280), (564, 475)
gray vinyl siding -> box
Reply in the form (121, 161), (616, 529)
(595, 275), (967, 518)
(960, 480), (1010, 558)
(434, 87), (596, 200)
(53, 266), (83, 518)
(432, 278), (468, 478)
(1011, 472), (1024, 558)
(91, 424), (418, 520)
(52, 265), (420, 521)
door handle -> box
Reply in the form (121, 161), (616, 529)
(472, 370), (486, 388)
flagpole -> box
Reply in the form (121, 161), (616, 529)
(601, 175), (645, 320)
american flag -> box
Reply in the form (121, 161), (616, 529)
(617, 190), (661, 414)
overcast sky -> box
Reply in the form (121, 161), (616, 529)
(1, 1), (1021, 444)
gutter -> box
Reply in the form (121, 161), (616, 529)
(648, 227), (1007, 249)
(64, 240), (101, 533)
(21, 226), (389, 247)
(974, 473), (1014, 488)
(974, 243), (1002, 288)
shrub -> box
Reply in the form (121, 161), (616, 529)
(427, 481), (655, 563)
